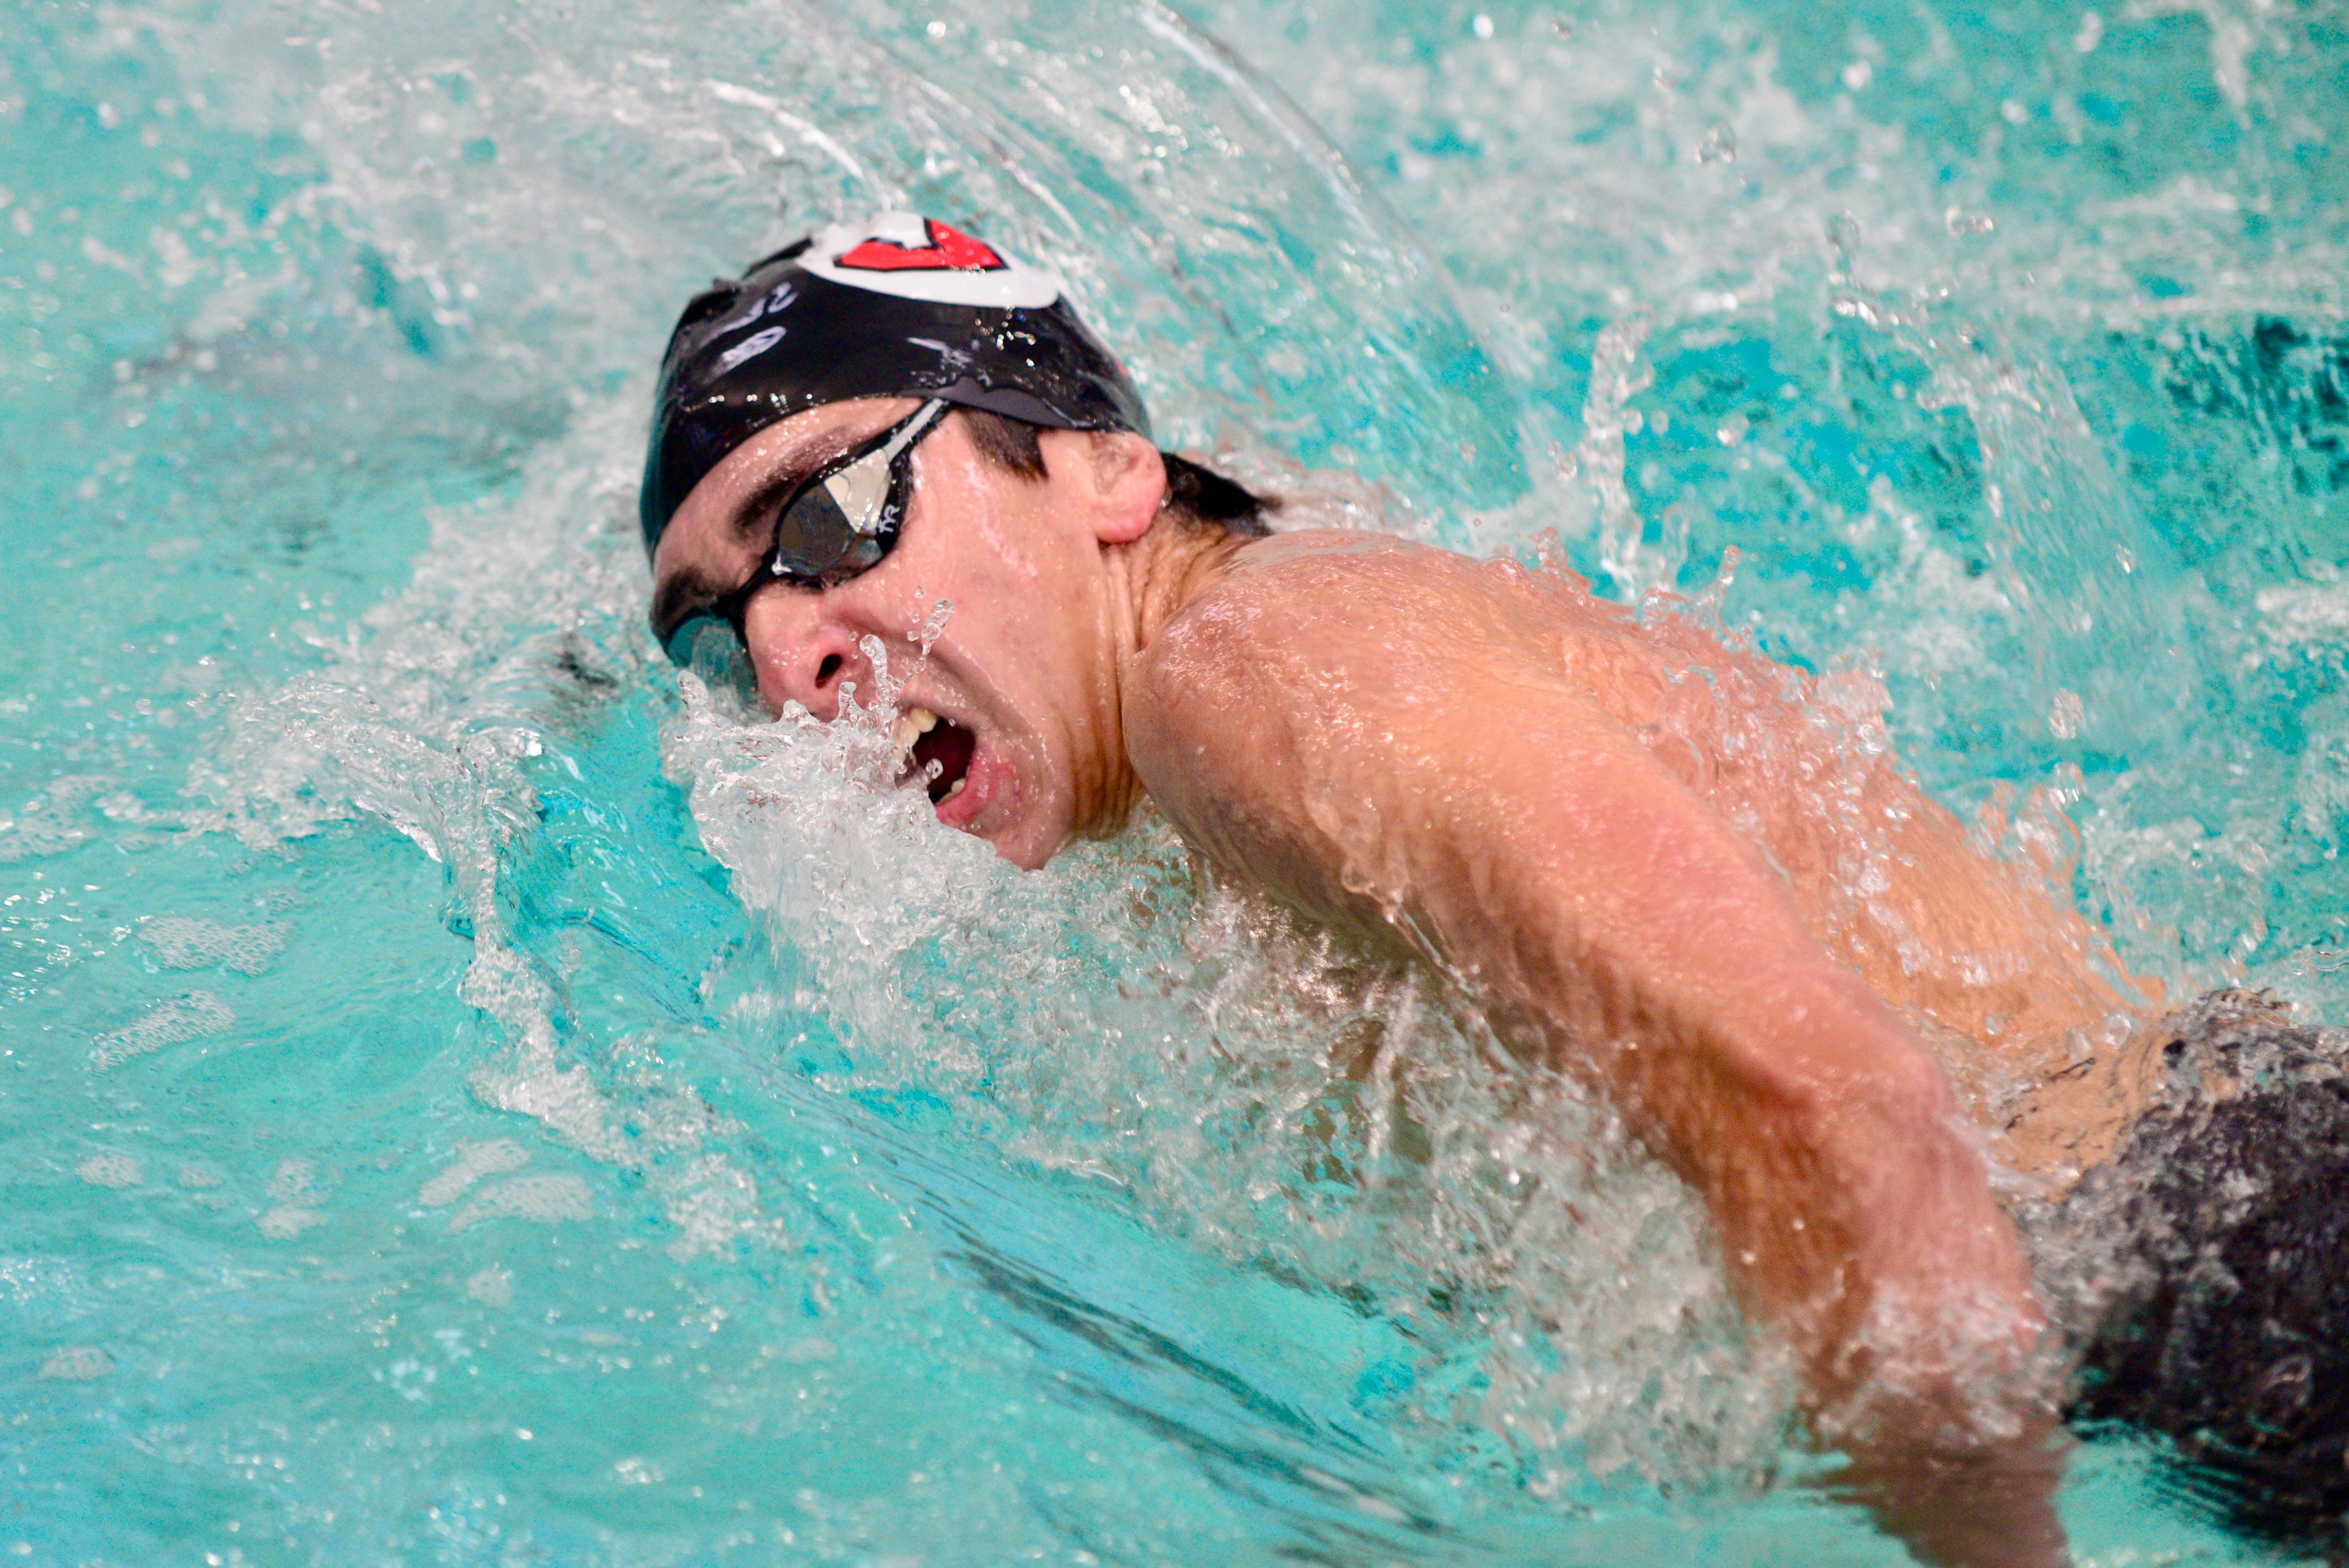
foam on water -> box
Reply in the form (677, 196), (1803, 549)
(136, 913), (288, 973)
(88, 987), (234, 1069)
(73, 1152), (143, 1189)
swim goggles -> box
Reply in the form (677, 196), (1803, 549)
(653, 398), (948, 674)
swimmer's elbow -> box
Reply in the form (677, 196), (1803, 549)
(1718, 970), (1966, 1172)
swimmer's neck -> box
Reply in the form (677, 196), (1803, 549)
(1103, 505), (1258, 677)
(1080, 503), (1258, 836)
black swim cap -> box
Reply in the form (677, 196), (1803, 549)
(640, 212), (1153, 555)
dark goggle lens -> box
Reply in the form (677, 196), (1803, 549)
(770, 461), (900, 585)
(768, 398), (941, 585)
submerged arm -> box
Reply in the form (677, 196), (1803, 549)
(1127, 543), (2065, 1564)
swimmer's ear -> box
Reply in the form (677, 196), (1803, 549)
(1036, 428), (1165, 546)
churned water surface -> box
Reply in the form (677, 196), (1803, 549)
(2, 0), (2345, 1563)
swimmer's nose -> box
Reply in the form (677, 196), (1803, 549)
(740, 584), (865, 721)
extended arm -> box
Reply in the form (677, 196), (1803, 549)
(1127, 541), (2065, 1563)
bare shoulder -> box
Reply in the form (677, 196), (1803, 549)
(1145, 530), (1522, 683)
(1124, 528), (1641, 938)
(1124, 529), (1491, 920)
(1126, 529), (1604, 839)
(1134, 530), (1438, 737)
(1130, 532), (1401, 797)
(1135, 528), (1609, 715)
(1165, 527), (1467, 637)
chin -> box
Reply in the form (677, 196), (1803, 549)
(972, 801), (1071, 872)
(986, 829), (1061, 873)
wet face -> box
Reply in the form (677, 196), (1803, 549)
(651, 397), (1165, 870)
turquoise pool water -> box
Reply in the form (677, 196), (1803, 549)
(4, 0), (2345, 1562)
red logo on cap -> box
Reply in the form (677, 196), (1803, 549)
(836, 219), (1006, 273)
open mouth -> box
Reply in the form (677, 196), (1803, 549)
(893, 706), (977, 804)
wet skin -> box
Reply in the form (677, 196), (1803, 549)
(656, 396), (2165, 1566)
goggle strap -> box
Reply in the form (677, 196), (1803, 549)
(878, 398), (949, 464)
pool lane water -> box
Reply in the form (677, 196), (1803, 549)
(2, 0), (2343, 1563)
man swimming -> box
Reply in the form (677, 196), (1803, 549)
(639, 213), (2345, 1563)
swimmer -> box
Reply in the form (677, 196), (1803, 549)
(639, 214), (2337, 1563)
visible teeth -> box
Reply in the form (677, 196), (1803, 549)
(892, 705), (940, 756)
(944, 777), (965, 800)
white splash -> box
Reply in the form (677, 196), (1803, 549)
(663, 664), (1791, 1487)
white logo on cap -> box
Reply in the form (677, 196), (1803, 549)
(800, 211), (1063, 310)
